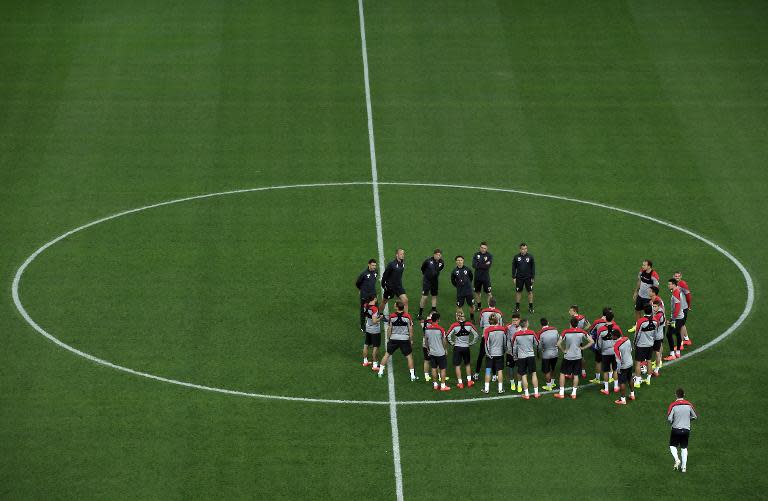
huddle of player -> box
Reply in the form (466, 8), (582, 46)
(358, 250), (694, 407)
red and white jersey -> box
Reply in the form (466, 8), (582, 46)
(638, 269), (660, 299)
(388, 311), (413, 341)
(572, 314), (588, 330)
(653, 310), (666, 340)
(479, 307), (503, 331)
(670, 288), (685, 320)
(652, 296), (666, 316)
(678, 280), (691, 309)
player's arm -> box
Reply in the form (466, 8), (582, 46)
(633, 277), (640, 300)
(469, 325), (479, 345)
(467, 268), (474, 281)
(512, 257), (518, 278)
(582, 333), (594, 351)
(530, 256), (535, 281)
(450, 271), (457, 287)
(408, 322), (414, 344)
(556, 334), (564, 352)
(385, 318), (392, 338)
(355, 272), (364, 290)
(472, 254), (479, 270)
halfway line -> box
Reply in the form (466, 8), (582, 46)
(357, 1), (404, 500)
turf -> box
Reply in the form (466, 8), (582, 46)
(1, 0), (767, 499)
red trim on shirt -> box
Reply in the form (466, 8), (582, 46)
(613, 337), (629, 361)
(667, 399), (695, 416)
(672, 289), (682, 318)
(513, 328), (536, 340)
(483, 325), (506, 341)
(426, 322), (445, 334)
(480, 307), (502, 315)
(678, 280), (692, 306)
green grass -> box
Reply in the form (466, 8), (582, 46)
(1, 0), (767, 499)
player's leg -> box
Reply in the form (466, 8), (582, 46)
(371, 340), (380, 370)
(531, 369), (539, 398)
(439, 359), (450, 390)
(571, 372), (579, 398)
(520, 368), (529, 397)
(681, 308), (692, 345)
(483, 358), (493, 393)
(665, 324), (678, 360)
(430, 357), (439, 390)
(555, 368), (567, 398)
(633, 360), (642, 388)
(526, 280), (534, 312)
(419, 294), (428, 319)
(453, 350), (463, 387)
(680, 431), (689, 472)
(398, 293), (409, 313)
(580, 358), (587, 379)
(362, 342), (370, 366)
(496, 366), (504, 393)
(474, 334), (486, 379)
(514, 279), (522, 312)
(423, 347), (431, 381)
(406, 353), (416, 380)
(670, 431), (681, 470)
(674, 319), (684, 357)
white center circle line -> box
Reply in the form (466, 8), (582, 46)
(11, 181), (755, 405)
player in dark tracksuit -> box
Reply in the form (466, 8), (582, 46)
(382, 248), (407, 312)
(355, 259), (378, 331)
(419, 249), (444, 320)
(471, 242), (493, 310)
(451, 255), (475, 322)
(512, 242), (535, 313)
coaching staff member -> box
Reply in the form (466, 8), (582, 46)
(419, 249), (444, 320)
(382, 248), (408, 312)
(355, 259), (378, 331)
(472, 241), (493, 310)
(512, 242), (535, 313)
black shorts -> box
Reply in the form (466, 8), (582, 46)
(429, 354), (447, 370)
(653, 339), (663, 351)
(422, 280), (438, 296)
(456, 294), (474, 307)
(635, 296), (651, 312)
(669, 428), (690, 448)
(601, 355), (617, 373)
(387, 339), (412, 356)
(683, 308), (689, 321)
(593, 350), (603, 363)
(618, 367), (632, 384)
(515, 277), (533, 292)
(541, 357), (557, 373)
(636, 346), (653, 362)
(517, 356), (536, 375)
(561, 358), (581, 376)
(675, 316), (687, 329)
(473, 277), (492, 294)
(422, 346), (429, 360)
(364, 332), (381, 347)
(506, 354), (516, 368)
(487, 356), (504, 372)
(383, 286), (406, 300)
(453, 347), (471, 366)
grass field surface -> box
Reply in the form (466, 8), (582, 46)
(1, 1), (767, 499)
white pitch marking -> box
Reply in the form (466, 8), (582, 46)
(11, 182), (754, 406)
(356, 1), (404, 500)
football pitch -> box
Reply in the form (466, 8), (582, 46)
(1, 1), (767, 499)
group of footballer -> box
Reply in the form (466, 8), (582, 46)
(356, 246), (698, 471)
